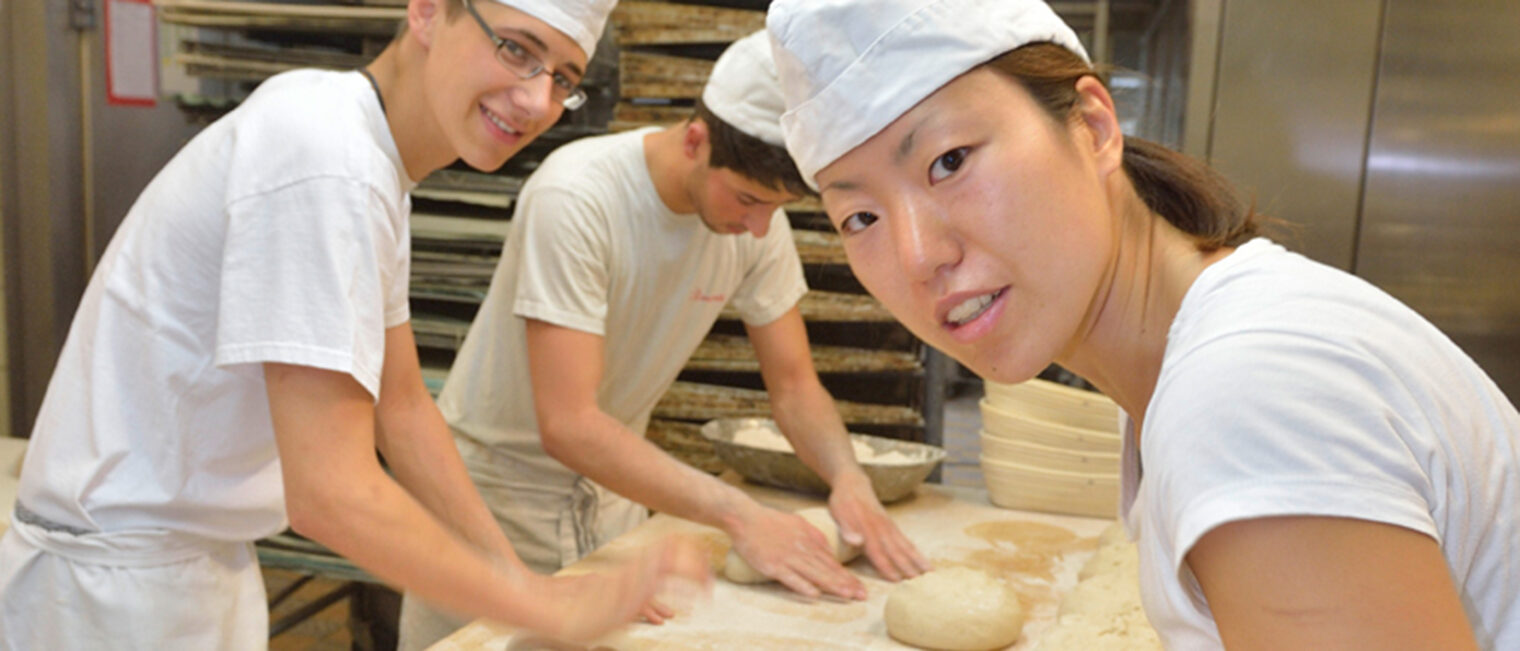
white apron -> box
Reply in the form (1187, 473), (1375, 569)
(0, 504), (268, 650)
(395, 432), (649, 651)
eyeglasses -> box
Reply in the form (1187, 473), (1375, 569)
(461, 0), (588, 110)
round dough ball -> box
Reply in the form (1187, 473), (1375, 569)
(884, 566), (1025, 650)
(722, 548), (769, 584)
(722, 507), (861, 583)
(798, 507), (862, 564)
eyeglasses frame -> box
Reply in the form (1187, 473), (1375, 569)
(460, 0), (589, 111)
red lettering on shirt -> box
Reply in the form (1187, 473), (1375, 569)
(690, 288), (727, 303)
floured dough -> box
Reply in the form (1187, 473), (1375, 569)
(721, 549), (770, 584)
(1037, 611), (1162, 651)
(1039, 520), (1161, 650)
(723, 507), (861, 583)
(1058, 569), (1142, 620)
(1096, 520), (1129, 549)
(1076, 538), (1138, 581)
(884, 566), (1025, 650)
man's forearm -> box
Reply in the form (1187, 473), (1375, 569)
(377, 402), (517, 560)
(543, 408), (761, 534)
(292, 447), (546, 626)
(768, 378), (864, 486)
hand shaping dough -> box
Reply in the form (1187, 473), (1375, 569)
(884, 566), (1025, 650)
(722, 507), (861, 583)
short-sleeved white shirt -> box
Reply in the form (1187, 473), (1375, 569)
(1122, 239), (1520, 649)
(18, 70), (414, 542)
(438, 127), (807, 488)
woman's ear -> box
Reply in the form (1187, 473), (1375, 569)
(1072, 76), (1124, 178)
(407, 0), (444, 49)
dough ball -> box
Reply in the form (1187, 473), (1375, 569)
(1077, 539), (1138, 581)
(722, 548), (769, 584)
(722, 507), (860, 583)
(884, 566), (1025, 650)
(797, 507), (862, 564)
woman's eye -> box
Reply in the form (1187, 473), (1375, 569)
(839, 211), (878, 235)
(929, 147), (969, 183)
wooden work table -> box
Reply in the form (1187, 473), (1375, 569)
(431, 474), (1112, 650)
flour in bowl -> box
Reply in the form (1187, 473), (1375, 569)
(730, 425), (920, 465)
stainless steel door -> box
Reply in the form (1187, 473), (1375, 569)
(1206, 0), (1384, 271)
(1356, 0), (1520, 397)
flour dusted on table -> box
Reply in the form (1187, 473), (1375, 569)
(1076, 538), (1137, 581)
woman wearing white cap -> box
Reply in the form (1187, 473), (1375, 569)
(768, 0), (1519, 649)
(0, 0), (710, 648)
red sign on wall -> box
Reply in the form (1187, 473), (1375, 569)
(105, 0), (159, 106)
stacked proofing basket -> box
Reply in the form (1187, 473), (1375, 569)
(980, 378), (1121, 518)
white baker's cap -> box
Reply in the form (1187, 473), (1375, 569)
(701, 30), (786, 146)
(767, 0), (1090, 186)
(493, 0), (616, 60)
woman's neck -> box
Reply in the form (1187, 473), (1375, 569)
(1057, 178), (1231, 427)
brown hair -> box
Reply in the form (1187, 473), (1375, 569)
(986, 43), (1264, 252)
(694, 98), (815, 199)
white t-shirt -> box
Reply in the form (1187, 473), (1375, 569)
(17, 69), (414, 543)
(437, 127), (807, 489)
(1121, 239), (1520, 650)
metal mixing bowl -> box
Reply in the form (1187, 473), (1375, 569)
(700, 417), (946, 503)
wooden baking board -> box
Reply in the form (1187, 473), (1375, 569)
(430, 478), (1111, 650)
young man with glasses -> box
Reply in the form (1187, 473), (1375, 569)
(0, 0), (709, 648)
(399, 31), (934, 650)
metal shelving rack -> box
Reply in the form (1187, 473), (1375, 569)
(153, 0), (937, 468)
(154, 0), (1187, 474)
